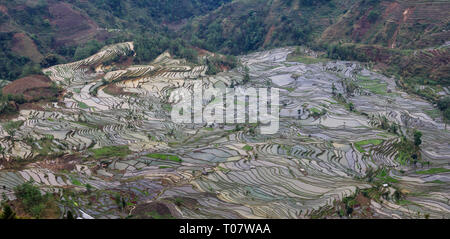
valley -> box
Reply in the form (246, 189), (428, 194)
(0, 43), (448, 219)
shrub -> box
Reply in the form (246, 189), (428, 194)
(14, 182), (51, 218)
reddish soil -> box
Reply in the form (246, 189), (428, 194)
(18, 102), (45, 111)
(351, 8), (374, 42)
(103, 84), (129, 96)
(263, 25), (276, 47)
(48, 2), (98, 46)
(0, 5), (7, 15)
(11, 32), (43, 63)
(2, 75), (57, 101)
(32, 154), (82, 172)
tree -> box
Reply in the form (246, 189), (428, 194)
(243, 66), (250, 84)
(348, 102), (355, 112)
(414, 130), (422, 147)
(367, 10), (380, 23)
(85, 184), (92, 194)
(332, 83), (337, 96)
(1, 204), (16, 220)
(0, 145), (5, 162)
(14, 182), (50, 218)
(66, 211), (74, 220)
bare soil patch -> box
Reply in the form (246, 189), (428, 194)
(2, 75), (57, 101)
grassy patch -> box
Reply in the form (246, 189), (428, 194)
(376, 168), (399, 184)
(159, 166), (173, 169)
(287, 54), (328, 64)
(243, 145), (253, 151)
(147, 153), (182, 163)
(90, 145), (131, 159)
(416, 168), (450, 175)
(356, 75), (388, 95)
(354, 139), (383, 153)
(424, 109), (441, 120)
(3, 120), (24, 133)
(70, 178), (83, 186)
(425, 180), (446, 184)
(396, 151), (409, 166)
(14, 182), (58, 219)
(78, 102), (89, 109)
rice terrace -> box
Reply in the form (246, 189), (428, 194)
(0, 0), (448, 221)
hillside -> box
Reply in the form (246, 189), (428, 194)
(0, 42), (449, 219)
(0, 0), (231, 81)
(180, 0), (450, 97)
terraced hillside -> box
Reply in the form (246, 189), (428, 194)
(0, 43), (448, 219)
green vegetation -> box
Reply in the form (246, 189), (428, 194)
(14, 182), (54, 218)
(356, 75), (388, 95)
(0, 93), (26, 116)
(78, 102), (90, 109)
(354, 139), (383, 153)
(90, 145), (132, 159)
(394, 134), (422, 166)
(375, 169), (399, 184)
(70, 178), (83, 186)
(0, 204), (16, 220)
(146, 153), (182, 163)
(367, 10), (380, 23)
(437, 97), (450, 123)
(287, 54), (327, 64)
(2, 120), (24, 134)
(416, 168), (450, 175)
(0, 32), (42, 81)
(243, 145), (254, 151)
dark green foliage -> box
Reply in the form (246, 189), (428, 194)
(14, 182), (51, 218)
(134, 36), (196, 63)
(348, 102), (355, 112)
(205, 55), (237, 75)
(367, 10), (380, 23)
(437, 97), (450, 111)
(88, 0), (231, 23)
(90, 145), (132, 159)
(413, 130), (422, 147)
(73, 40), (104, 61)
(0, 32), (41, 81)
(40, 54), (62, 68)
(1, 204), (16, 220)
(243, 67), (251, 84)
(66, 210), (74, 220)
(191, 11), (268, 55)
(0, 93), (25, 116)
(326, 44), (371, 62)
(437, 97), (450, 122)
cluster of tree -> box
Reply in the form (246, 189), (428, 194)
(134, 35), (198, 63)
(205, 55), (238, 75)
(0, 203), (16, 220)
(86, 0), (231, 22)
(73, 40), (105, 61)
(190, 10), (268, 55)
(394, 130), (423, 166)
(326, 44), (371, 62)
(13, 182), (53, 218)
(5, 0), (51, 33)
(281, 0), (332, 7)
(437, 97), (450, 123)
(0, 93), (25, 116)
(0, 32), (42, 81)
